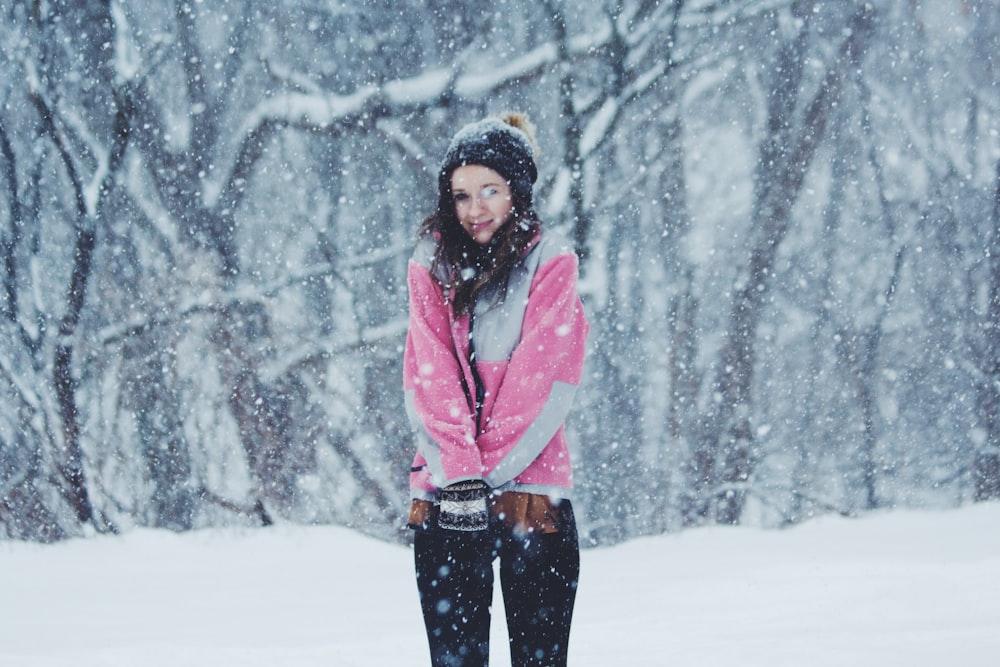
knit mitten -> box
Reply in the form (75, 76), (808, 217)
(438, 480), (489, 531)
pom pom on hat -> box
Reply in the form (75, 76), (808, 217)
(439, 112), (540, 208)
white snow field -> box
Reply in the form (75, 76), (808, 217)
(1, 502), (998, 667)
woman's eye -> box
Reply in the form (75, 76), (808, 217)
(454, 193), (469, 202)
(480, 186), (498, 200)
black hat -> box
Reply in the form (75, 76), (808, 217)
(438, 113), (539, 209)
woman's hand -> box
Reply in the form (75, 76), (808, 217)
(438, 480), (490, 531)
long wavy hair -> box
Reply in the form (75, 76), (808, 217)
(418, 191), (541, 317)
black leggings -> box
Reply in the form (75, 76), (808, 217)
(413, 502), (579, 667)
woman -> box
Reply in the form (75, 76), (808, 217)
(403, 113), (589, 667)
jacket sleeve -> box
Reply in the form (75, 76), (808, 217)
(403, 259), (483, 487)
(479, 251), (589, 487)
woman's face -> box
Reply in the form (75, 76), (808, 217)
(451, 164), (514, 245)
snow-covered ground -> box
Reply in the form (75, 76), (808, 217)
(1, 503), (998, 667)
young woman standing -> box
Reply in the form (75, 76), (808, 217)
(403, 113), (589, 667)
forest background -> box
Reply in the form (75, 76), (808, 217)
(1, 0), (998, 545)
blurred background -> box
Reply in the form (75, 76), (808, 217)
(1, 0), (998, 545)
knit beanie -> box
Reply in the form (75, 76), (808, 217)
(438, 113), (540, 210)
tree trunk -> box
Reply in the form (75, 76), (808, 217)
(696, 2), (875, 525)
(29, 88), (98, 528)
(975, 159), (1000, 501)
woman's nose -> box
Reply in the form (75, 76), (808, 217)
(469, 196), (487, 214)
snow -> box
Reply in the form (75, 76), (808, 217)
(579, 99), (617, 159)
(383, 69), (452, 105)
(454, 44), (558, 99)
(2, 503), (998, 666)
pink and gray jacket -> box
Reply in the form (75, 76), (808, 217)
(404, 230), (589, 501)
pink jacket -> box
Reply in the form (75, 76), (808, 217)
(404, 230), (589, 500)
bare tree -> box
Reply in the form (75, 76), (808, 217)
(975, 160), (1000, 500)
(691, 2), (876, 525)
